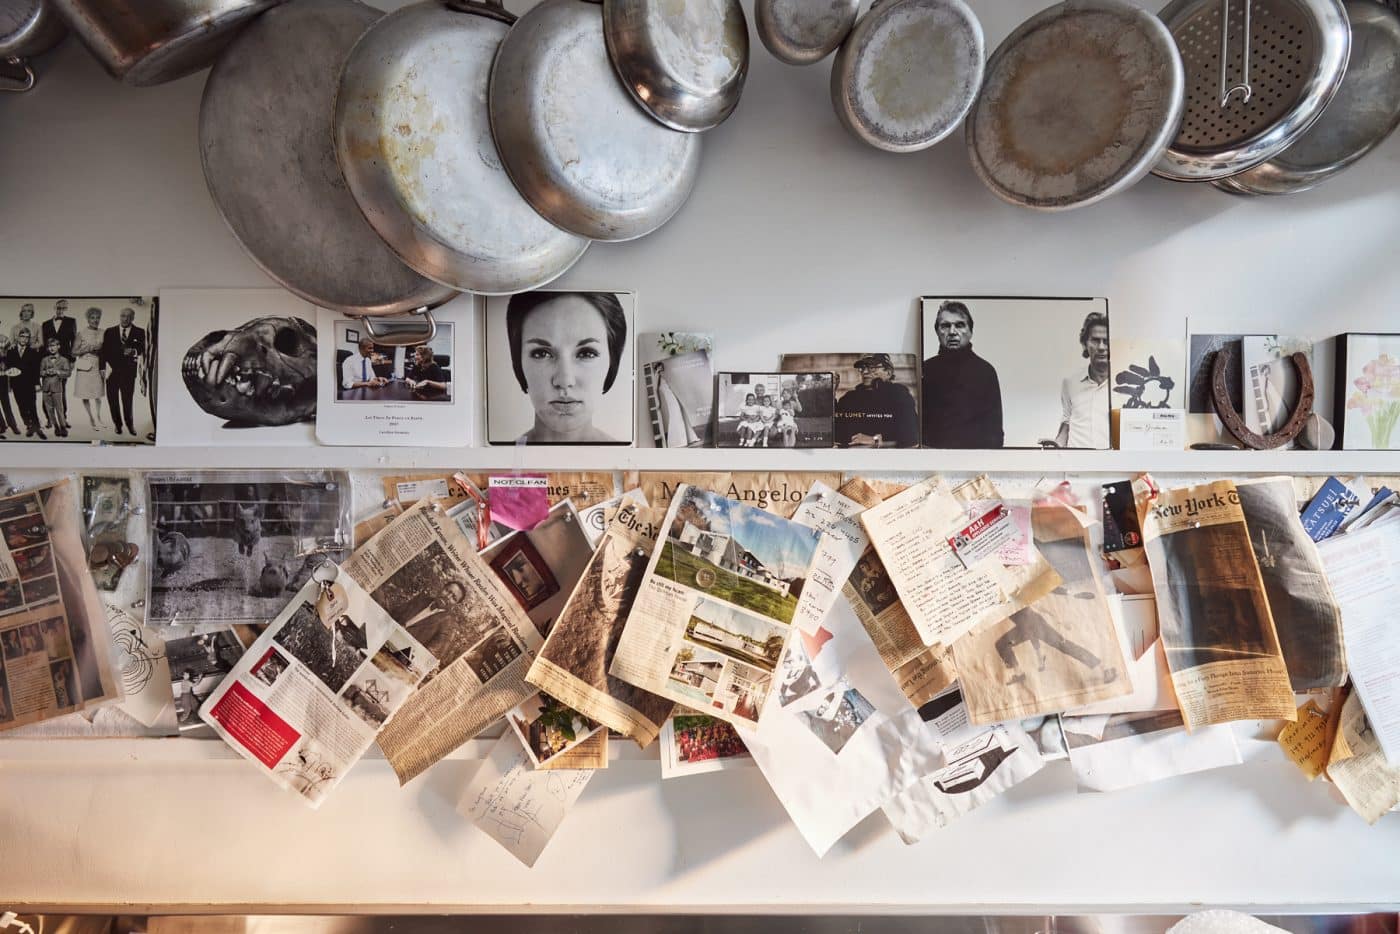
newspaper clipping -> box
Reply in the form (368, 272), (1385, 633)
(199, 569), (437, 807)
(527, 503), (676, 747)
(951, 504), (1130, 724)
(609, 484), (823, 728)
(624, 471), (843, 519)
(1327, 690), (1400, 824)
(0, 480), (121, 732)
(1134, 477), (1296, 728)
(343, 499), (542, 784)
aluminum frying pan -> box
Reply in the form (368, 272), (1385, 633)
(199, 0), (455, 326)
(0, 0), (67, 91)
(603, 0), (749, 132)
(334, 0), (589, 295)
(489, 0), (702, 242)
(756, 0), (859, 64)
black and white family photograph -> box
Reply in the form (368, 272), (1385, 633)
(334, 321), (453, 404)
(159, 289), (318, 446)
(920, 297), (1111, 449)
(781, 353), (919, 448)
(644, 350), (713, 447)
(0, 296), (156, 444)
(714, 371), (834, 448)
(486, 289), (635, 445)
(166, 629), (245, 733)
(147, 476), (349, 626)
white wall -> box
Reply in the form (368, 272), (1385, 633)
(1, 0), (1399, 912)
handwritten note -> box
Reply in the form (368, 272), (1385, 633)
(458, 732), (595, 867)
(790, 482), (869, 635)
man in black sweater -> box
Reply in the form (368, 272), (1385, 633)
(921, 300), (1004, 448)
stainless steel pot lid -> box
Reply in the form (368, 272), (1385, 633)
(335, 1), (590, 295)
(1213, 0), (1400, 194)
(603, 0), (749, 132)
(967, 0), (1184, 210)
(1154, 0), (1350, 181)
(490, 0), (702, 242)
(755, 0), (859, 65)
(830, 0), (983, 153)
(200, 0), (455, 316)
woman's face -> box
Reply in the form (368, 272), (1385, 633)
(521, 296), (610, 436)
(86, 309), (101, 327)
(745, 393), (755, 405)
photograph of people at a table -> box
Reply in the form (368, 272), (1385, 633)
(336, 322), (453, 404)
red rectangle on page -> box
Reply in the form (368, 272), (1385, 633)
(208, 681), (300, 769)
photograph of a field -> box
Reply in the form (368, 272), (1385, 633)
(655, 540), (799, 624)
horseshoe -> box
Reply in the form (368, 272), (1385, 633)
(1211, 347), (1314, 450)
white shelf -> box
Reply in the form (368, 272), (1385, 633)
(0, 443), (1397, 475)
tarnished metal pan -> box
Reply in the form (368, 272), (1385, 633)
(1153, 0), (1350, 181)
(756, 0), (859, 64)
(51, 0), (283, 86)
(490, 0), (702, 242)
(200, 0), (455, 319)
(967, 0), (1184, 210)
(603, 0), (749, 131)
(1214, 0), (1400, 195)
(335, 0), (589, 294)
(0, 0), (67, 91)
(831, 0), (984, 153)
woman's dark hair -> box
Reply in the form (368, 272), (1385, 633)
(506, 291), (627, 394)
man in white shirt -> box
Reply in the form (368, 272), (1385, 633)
(341, 337), (386, 394)
(1049, 311), (1110, 449)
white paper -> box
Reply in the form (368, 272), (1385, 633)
(1317, 524), (1400, 765)
(107, 604), (172, 728)
(458, 731), (595, 867)
(790, 481), (870, 635)
(314, 301), (473, 447)
(1118, 408), (1186, 451)
(156, 289), (317, 446)
(1061, 710), (1241, 793)
(735, 598), (944, 857)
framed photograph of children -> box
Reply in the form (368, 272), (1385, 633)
(715, 371), (835, 448)
(0, 296), (157, 444)
(485, 289), (635, 446)
(314, 297), (473, 446)
(920, 297), (1110, 449)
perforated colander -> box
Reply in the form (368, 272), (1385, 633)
(1153, 0), (1350, 181)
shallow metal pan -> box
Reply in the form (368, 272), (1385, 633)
(756, 0), (860, 64)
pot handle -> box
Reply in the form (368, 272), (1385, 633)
(0, 57), (35, 93)
(445, 0), (517, 24)
(360, 308), (438, 348)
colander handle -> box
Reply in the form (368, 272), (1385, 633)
(1219, 0), (1253, 106)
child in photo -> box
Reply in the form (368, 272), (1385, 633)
(753, 386), (777, 448)
(39, 338), (72, 438)
(737, 392), (765, 447)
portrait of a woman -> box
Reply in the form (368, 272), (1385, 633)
(488, 290), (634, 445)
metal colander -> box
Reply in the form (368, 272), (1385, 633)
(1154, 0), (1350, 180)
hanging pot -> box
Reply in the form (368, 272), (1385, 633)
(334, 0), (589, 295)
(1214, 0), (1400, 195)
(199, 0), (454, 342)
(0, 0), (66, 91)
(489, 0), (702, 242)
(967, 0), (1184, 210)
(830, 0), (984, 153)
(602, 0), (749, 132)
(755, 0), (859, 65)
(51, 0), (284, 86)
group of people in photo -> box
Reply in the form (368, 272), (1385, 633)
(736, 381), (803, 447)
(0, 300), (148, 440)
(675, 718), (747, 763)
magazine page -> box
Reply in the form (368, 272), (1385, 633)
(660, 710), (753, 778)
(1133, 477), (1297, 729)
(609, 484), (823, 728)
(1235, 477), (1347, 690)
(735, 597), (944, 857)
(788, 481), (871, 636)
(624, 472), (843, 518)
(199, 569), (437, 808)
(343, 499), (542, 784)
(951, 503), (1131, 724)
(526, 503), (675, 747)
(882, 684), (1045, 842)
(458, 730), (596, 867)
(0, 480), (121, 732)
(1061, 710), (1241, 793)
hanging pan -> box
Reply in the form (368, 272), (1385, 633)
(1215, 0), (1400, 195)
(602, 0), (749, 132)
(830, 0), (984, 153)
(334, 0), (589, 295)
(0, 1), (67, 91)
(1153, 0), (1350, 181)
(756, 0), (860, 65)
(966, 0), (1184, 210)
(200, 0), (454, 342)
(489, 0), (702, 242)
